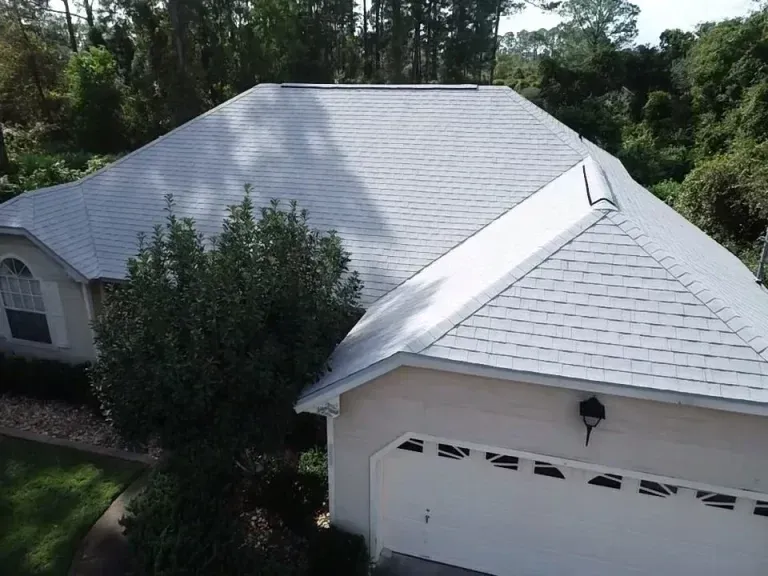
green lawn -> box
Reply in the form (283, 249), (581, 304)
(0, 435), (144, 576)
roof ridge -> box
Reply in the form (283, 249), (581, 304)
(76, 183), (101, 278)
(280, 83), (478, 90)
(606, 211), (768, 362)
(411, 210), (609, 354)
(500, 88), (589, 159)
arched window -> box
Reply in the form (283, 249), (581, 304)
(0, 258), (51, 343)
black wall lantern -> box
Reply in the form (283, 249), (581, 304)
(579, 396), (605, 446)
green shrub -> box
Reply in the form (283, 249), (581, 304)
(307, 526), (369, 576)
(0, 352), (97, 408)
(243, 452), (328, 536)
(298, 447), (328, 477)
(123, 469), (254, 576)
(127, 456), (365, 576)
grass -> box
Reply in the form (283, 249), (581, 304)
(0, 435), (144, 576)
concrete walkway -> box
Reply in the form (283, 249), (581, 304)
(68, 471), (150, 576)
(376, 552), (490, 576)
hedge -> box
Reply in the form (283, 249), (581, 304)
(0, 352), (97, 408)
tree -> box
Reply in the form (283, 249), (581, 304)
(60, 0), (78, 51)
(489, 0), (524, 83)
(0, 0), (65, 123)
(66, 45), (125, 152)
(557, 0), (640, 53)
(91, 193), (362, 472)
(0, 124), (9, 175)
(675, 141), (768, 255)
(500, 27), (563, 59)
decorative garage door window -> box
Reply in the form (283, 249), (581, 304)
(588, 473), (623, 490)
(485, 452), (519, 470)
(697, 491), (737, 511)
(534, 461), (566, 479)
(397, 438), (425, 453)
(639, 480), (678, 498)
(0, 258), (51, 344)
(438, 443), (470, 460)
(392, 437), (768, 517)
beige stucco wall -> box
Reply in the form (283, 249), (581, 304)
(90, 281), (105, 318)
(332, 366), (768, 541)
(0, 234), (96, 362)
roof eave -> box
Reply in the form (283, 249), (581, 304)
(295, 352), (768, 418)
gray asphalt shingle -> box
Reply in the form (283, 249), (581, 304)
(0, 84), (583, 304)
(296, 87), (768, 409)
(423, 218), (768, 399)
(2, 83), (768, 406)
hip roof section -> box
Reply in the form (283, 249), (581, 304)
(0, 84), (585, 304)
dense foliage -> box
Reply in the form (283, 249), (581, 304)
(495, 3), (768, 264)
(126, 456), (368, 576)
(91, 195), (362, 573)
(3, 0), (768, 265)
(91, 194), (362, 466)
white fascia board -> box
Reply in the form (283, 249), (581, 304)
(296, 352), (768, 418)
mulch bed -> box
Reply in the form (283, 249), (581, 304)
(0, 394), (157, 455)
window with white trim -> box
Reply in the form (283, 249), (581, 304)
(0, 258), (51, 344)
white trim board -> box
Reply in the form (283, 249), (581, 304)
(297, 352), (768, 418)
(327, 416), (336, 519)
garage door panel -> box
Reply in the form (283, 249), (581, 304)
(379, 438), (768, 576)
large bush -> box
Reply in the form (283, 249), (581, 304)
(95, 194), (362, 574)
(91, 194), (362, 468)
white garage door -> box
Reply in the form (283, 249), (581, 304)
(377, 437), (768, 576)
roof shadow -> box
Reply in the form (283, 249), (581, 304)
(82, 85), (390, 304)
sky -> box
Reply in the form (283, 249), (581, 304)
(500, 0), (756, 45)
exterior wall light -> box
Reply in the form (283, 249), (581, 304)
(579, 396), (605, 446)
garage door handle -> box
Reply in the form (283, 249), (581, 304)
(425, 509), (430, 524)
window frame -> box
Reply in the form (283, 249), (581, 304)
(0, 256), (53, 346)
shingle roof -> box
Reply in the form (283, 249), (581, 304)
(423, 217), (768, 402)
(0, 184), (99, 278)
(0, 84), (583, 304)
(3, 83), (768, 408)
(296, 98), (768, 411)
(300, 158), (613, 401)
